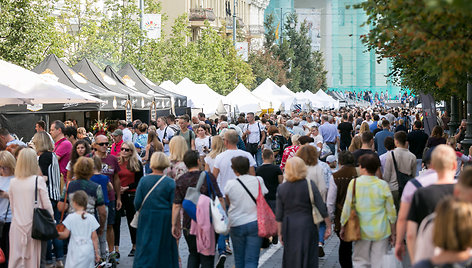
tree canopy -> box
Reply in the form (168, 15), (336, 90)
(358, 0), (472, 100)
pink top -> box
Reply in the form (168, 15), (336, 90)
(54, 137), (72, 177)
(190, 195), (215, 256)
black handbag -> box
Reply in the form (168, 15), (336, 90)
(31, 176), (58, 241)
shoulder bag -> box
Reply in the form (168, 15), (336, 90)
(32, 176), (59, 241)
(306, 179), (324, 225)
(237, 178), (277, 238)
(205, 174), (229, 234)
(56, 182), (69, 232)
(343, 179), (361, 242)
(391, 151), (413, 196)
(130, 175), (166, 228)
(182, 171), (207, 222)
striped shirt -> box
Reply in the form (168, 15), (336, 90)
(341, 175), (397, 241)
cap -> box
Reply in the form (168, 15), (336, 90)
(112, 129), (123, 136)
(326, 155), (337, 163)
(134, 142), (143, 149)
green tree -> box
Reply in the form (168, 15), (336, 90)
(0, 0), (62, 68)
(248, 50), (289, 86)
(358, 0), (472, 99)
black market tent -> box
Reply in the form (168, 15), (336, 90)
(32, 54), (128, 111)
(104, 65), (169, 112)
(117, 64), (188, 110)
(73, 58), (153, 110)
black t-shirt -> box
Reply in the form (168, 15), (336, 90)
(407, 130), (429, 159)
(352, 149), (379, 166)
(407, 184), (454, 225)
(337, 122), (353, 144)
(256, 164), (282, 200)
(38, 151), (53, 177)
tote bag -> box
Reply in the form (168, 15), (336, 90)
(206, 175), (229, 234)
(182, 171), (207, 222)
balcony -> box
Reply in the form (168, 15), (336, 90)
(189, 8), (216, 22)
(225, 16), (245, 30)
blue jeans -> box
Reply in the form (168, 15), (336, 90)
(46, 200), (64, 263)
(318, 222), (326, 244)
(230, 221), (262, 268)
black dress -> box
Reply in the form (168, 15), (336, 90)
(276, 179), (328, 268)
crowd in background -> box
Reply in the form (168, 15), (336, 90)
(0, 104), (470, 268)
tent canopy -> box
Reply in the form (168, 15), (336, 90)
(0, 59), (101, 107)
(314, 90), (339, 108)
(160, 80), (181, 94)
(252, 79), (293, 111)
(176, 78), (225, 115)
(225, 83), (271, 113)
(73, 59), (153, 110)
(118, 64), (187, 108)
(32, 54), (127, 111)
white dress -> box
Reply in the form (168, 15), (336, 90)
(63, 212), (100, 268)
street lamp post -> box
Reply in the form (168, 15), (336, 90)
(233, 0), (237, 47)
(461, 79), (472, 154)
(279, 8), (295, 45)
(449, 95), (459, 136)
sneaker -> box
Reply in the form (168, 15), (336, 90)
(318, 246), (325, 257)
(128, 248), (135, 257)
(225, 241), (232, 255)
(216, 254), (226, 268)
(55, 260), (64, 268)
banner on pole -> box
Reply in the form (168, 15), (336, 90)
(143, 14), (162, 39)
(420, 93), (437, 135)
(236, 42), (248, 61)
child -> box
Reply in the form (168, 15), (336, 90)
(326, 155), (338, 172)
(90, 156), (112, 261)
(58, 190), (101, 267)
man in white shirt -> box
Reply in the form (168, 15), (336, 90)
(212, 129), (256, 265)
(242, 112), (265, 167)
(156, 116), (174, 155)
(118, 120), (133, 142)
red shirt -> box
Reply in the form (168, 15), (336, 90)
(118, 161), (135, 188)
(110, 140), (123, 157)
(280, 145), (300, 170)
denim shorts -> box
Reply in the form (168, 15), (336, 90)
(107, 200), (116, 225)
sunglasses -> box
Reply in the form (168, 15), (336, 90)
(97, 142), (108, 147)
(121, 148), (131, 152)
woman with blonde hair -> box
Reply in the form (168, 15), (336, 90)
(413, 198), (472, 268)
(115, 141), (143, 257)
(278, 124), (291, 144)
(134, 152), (178, 267)
(348, 135), (362, 152)
(9, 148), (54, 268)
(276, 156), (331, 268)
(33, 130), (65, 266)
(358, 122), (370, 135)
(0, 151), (15, 267)
(166, 136), (188, 180)
(204, 135), (225, 172)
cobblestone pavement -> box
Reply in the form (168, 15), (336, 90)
(116, 217), (401, 267)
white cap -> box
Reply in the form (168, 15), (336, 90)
(326, 155), (337, 163)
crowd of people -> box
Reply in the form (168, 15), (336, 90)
(0, 104), (469, 268)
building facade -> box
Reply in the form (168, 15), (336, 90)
(265, 0), (401, 96)
(161, 0), (270, 51)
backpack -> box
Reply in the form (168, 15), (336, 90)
(48, 153), (62, 201)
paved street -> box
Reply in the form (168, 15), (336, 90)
(116, 218), (402, 267)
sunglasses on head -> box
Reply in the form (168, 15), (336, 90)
(97, 142), (108, 147)
(121, 148), (131, 152)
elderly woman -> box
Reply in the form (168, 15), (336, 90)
(9, 148), (54, 267)
(341, 154), (397, 267)
(279, 134), (301, 170)
(225, 156), (268, 268)
(276, 156), (331, 268)
(133, 152), (178, 268)
(0, 152), (15, 268)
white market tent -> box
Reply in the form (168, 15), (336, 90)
(314, 89), (339, 108)
(176, 78), (226, 115)
(159, 80), (180, 94)
(252, 79), (293, 111)
(0, 59), (102, 106)
(225, 83), (271, 113)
